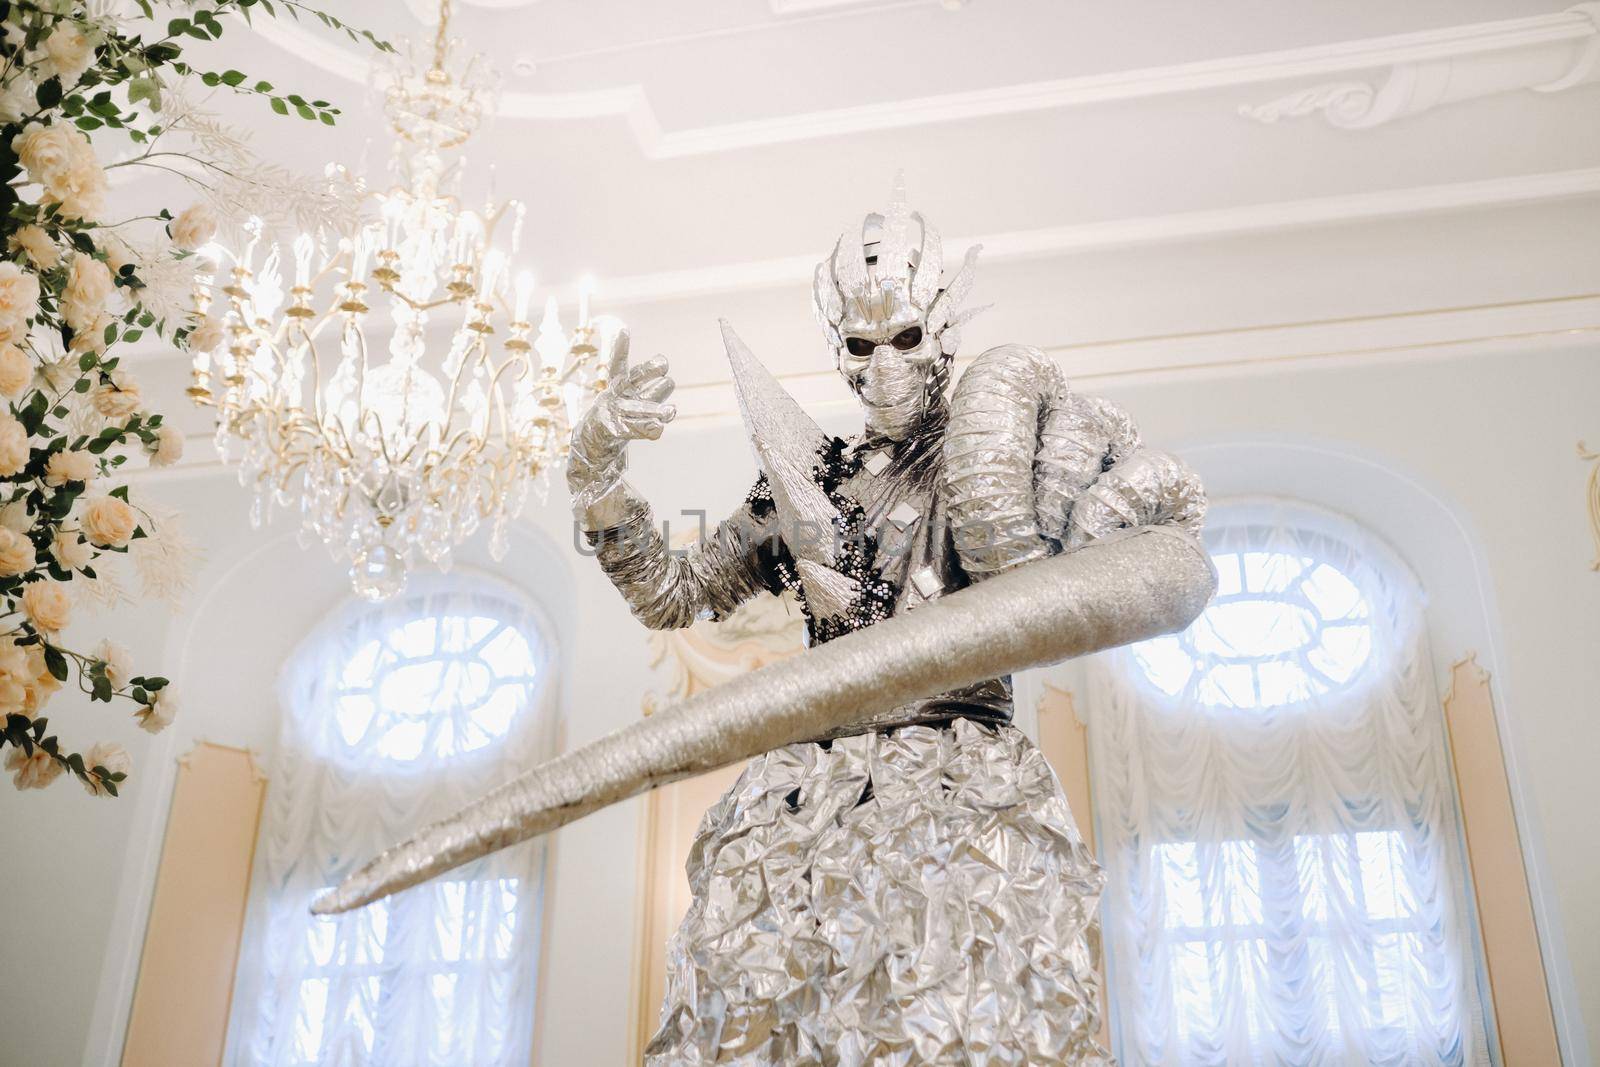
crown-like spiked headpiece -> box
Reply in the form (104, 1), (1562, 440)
(811, 174), (985, 359)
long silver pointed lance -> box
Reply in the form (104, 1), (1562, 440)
(313, 526), (1215, 915)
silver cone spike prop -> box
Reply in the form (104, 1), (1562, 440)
(312, 526), (1216, 915)
(720, 320), (860, 621)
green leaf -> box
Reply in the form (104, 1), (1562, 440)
(270, 96), (287, 116)
(35, 78), (63, 110)
(44, 647), (67, 683)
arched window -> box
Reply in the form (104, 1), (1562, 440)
(1088, 500), (1493, 1066)
(226, 573), (555, 1067)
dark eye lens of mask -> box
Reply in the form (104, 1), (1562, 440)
(844, 337), (876, 357)
(891, 326), (924, 351)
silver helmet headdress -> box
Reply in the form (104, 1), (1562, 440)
(813, 177), (984, 362)
(812, 176), (985, 439)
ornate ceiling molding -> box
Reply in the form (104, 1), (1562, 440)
(1242, 2), (1600, 129)
(254, 6), (1600, 159)
(539, 167), (1600, 307)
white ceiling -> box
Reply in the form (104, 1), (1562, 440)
(148, 0), (1596, 301)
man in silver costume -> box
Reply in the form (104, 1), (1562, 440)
(563, 180), (1207, 1066)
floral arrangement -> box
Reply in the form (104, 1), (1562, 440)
(0, 1), (386, 796)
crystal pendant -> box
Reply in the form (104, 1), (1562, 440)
(350, 542), (406, 601)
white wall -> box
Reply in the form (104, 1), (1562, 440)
(1, 203), (1596, 1066)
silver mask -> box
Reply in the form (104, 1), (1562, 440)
(812, 176), (984, 441)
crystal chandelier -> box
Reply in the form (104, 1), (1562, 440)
(189, 0), (618, 600)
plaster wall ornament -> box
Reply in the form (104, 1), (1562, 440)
(1241, 2), (1600, 130)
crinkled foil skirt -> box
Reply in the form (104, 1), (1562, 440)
(646, 718), (1115, 1066)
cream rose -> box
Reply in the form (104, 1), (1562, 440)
(10, 224), (59, 270)
(50, 527), (92, 571)
(187, 313), (224, 354)
(150, 423), (184, 467)
(136, 685), (177, 734)
(101, 234), (135, 276)
(0, 499), (30, 534)
(62, 252), (114, 332)
(43, 22), (94, 84)
(0, 414), (29, 477)
(15, 122), (106, 221)
(0, 528), (34, 577)
(81, 494), (136, 548)
(22, 580), (71, 633)
(92, 369), (141, 419)
(0, 639), (30, 717)
(169, 203), (218, 251)
(94, 638), (132, 690)
(0, 261), (41, 343)
(69, 314), (110, 357)
(22, 643), (60, 715)
(82, 741), (129, 796)
(6, 744), (62, 790)
(0, 343), (30, 398)
(44, 449), (95, 487)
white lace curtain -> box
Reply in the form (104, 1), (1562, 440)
(1086, 500), (1494, 1066)
(225, 572), (557, 1067)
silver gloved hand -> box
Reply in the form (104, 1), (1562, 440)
(566, 329), (677, 529)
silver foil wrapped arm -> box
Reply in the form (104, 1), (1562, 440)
(1067, 448), (1208, 546)
(943, 343), (1064, 576)
(566, 329), (776, 630)
(313, 526), (1217, 915)
(586, 490), (776, 630)
(944, 343), (1205, 571)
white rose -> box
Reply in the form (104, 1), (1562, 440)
(22, 580), (71, 633)
(0, 414), (29, 476)
(80, 494), (136, 547)
(150, 423), (184, 467)
(92, 369), (141, 419)
(50, 527), (92, 571)
(15, 123), (106, 221)
(169, 203), (218, 252)
(186, 313), (224, 354)
(0, 343), (31, 398)
(94, 638), (132, 689)
(0, 76), (35, 125)
(35, 358), (74, 395)
(43, 22), (94, 85)
(135, 685), (177, 734)
(44, 449), (95, 487)
(82, 741), (130, 796)
(6, 744), (63, 790)
(10, 224), (60, 270)
(62, 252), (114, 333)
(0, 261), (41, 343)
